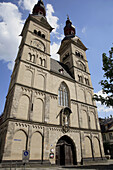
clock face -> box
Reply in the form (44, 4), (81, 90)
(33, 40), (45, 51)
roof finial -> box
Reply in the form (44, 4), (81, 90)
(32, 0), (46, 16)
(67, 14), (69, 20)
(64, 16), (76, 37)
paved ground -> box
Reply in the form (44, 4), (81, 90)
(0, 160), (113, 170)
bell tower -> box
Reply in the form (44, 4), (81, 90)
(18, 0), (53, 71)
(58, 16), (91, 87)
(0, 0), (53, 162)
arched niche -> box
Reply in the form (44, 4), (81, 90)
(32, 39), (45, 52)
(86, 91), (93, 105)
(70, 103), (79, 127)
(34, 73), (45, 90)
(11, 130), (27, 160)
(23, 69), (33, 87)
(33, 98), (44, 122)
(78, 88), (85, 103)
(93, 137), (101, 158)
(89, 112), (96, 129)
(81, 110), (88, 129)
(77, 60), (86, 71)
(17, 95), (29, 120)
(30, 132), (42, 160)
(84, 136), (92, 158)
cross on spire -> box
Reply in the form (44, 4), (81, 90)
(67, 14), (69, 20)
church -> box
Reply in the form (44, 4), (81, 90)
(0, 0), (105, 165)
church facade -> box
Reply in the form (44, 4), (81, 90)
(0, 0), (105, 165)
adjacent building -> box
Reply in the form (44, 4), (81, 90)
(99, 116), (113, 158)
(0, 0), (105, 165)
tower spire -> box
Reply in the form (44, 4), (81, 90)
(64, 16), (76, 37)
(32, 0), (46, 17)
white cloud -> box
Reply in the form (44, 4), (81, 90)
(95, 90), (113, 118)
(95, 89), (108, 98)
(18, 0), (37, 13)
(19, 1), (62, 37)
(0, 2), (24, 70)
(96, 101), (112, 113)
(82, 26), (87, 34)
(46, 4), (59, 33)
(18, 1), (60, 34)
(0, 2), (62, 70)
(50, 42), (60, 61)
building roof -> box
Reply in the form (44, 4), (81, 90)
(99, 117), (113, 132)
(50, 58), (74, 80)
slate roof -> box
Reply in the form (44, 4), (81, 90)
(99, 117), (113, 132)
(99, 118), (113, 125)
(50, 58), (74, 80)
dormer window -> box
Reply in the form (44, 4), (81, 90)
(59, 68), (64, 74)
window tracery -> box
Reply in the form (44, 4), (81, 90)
(58, 83), (69, 107)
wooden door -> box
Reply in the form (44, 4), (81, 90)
(65, 144), (73, 165)
(56, 143), (73, 165)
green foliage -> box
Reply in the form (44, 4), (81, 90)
(94, 47), (113, 107)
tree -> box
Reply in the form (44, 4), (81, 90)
(93, 47), (113, 107)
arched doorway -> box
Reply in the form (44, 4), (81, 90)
(56, 135), (77, 165)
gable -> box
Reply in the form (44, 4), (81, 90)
(71, 37), (87, 51)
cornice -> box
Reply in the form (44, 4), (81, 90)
(0, 118), (101, 133)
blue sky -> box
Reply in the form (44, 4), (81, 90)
(0, 0), (113, 118)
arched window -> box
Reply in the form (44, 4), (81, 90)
(42, 34), (45, 39)
(58, 83), (69, 107)
(42, 59), (46, 67)
(39, 57), (43, 66)
(34, 30), (37, 34)
(38, 31), (41, 36)
(78, 75), (83, 83)
(28, 53), (32, 61)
